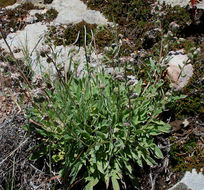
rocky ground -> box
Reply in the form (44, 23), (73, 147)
(0, 0), (204, 189)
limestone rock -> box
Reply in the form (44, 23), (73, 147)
(0, 22), (47, 53)
(157, 0), (190, 7)
(49, 0), (108, 25)
(16, 0), (44, 4)
(165, 50), (193, 91)
(169, 169), (204, 190)
(169, 21), (180, 32)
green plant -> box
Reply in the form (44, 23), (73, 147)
(23, 46), (184, 189)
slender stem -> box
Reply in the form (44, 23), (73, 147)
(0, 28), (14, 58)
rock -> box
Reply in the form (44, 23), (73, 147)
(169, 182), (188, 190)
(25, 9), (46, 23)
(49, 0), (108, 25)
(165, 50), (193, 91)
(169, 21), (180, 32)
(0, 0), (110, 79)
(4, 3), (21, 9)
(169, 169), (204, 190)
(158, 0), (190, 7)
(16, 0), (44, 4)
(196, 1), (204, 9)
(0, 22), (47, 54)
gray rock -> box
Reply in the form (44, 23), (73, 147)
(0, 0), (111, 79)
(157, 0), (190, 7)
(25, 9), (46, 23)
(164, 50), (193, 91)
(196, 1), (204, 9)
(170, 182), (188, 190)
(169, 169), (204, 190)
(4, 3), (20, 9)
(0, 22), (47, 53)
(49, 0), (108, 25)
(16, 0), (44, 4)
(169, 22), (180, 32)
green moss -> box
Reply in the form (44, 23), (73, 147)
(2, 3), (36, 34)
(170, 95), (204, 119)
(0, 0), (16, 7)
(20, 2), (35, 11)
(160, 5), (191, 34)
(45, 8), (58, 22)
(82, 0), (191, 55)
(35, 8), (58, 22)
(35, 13), (44, 22)
(46, 21), (114, 49)
(170, 135), (204, 173)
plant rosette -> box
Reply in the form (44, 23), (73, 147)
(24, 59), (185, 189)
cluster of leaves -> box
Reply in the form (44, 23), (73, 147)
(24, 49), (184, 189)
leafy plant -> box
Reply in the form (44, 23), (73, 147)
(23, 49), (184, 189)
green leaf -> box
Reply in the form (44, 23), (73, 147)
(97, 160), (104, 174)
(85, 178), (99, 190)
(111, 174), (120, 190)
(22, 124), (29, 131)
(70, 162), (83, 184)
(142, 154), (156, 166)
(151, 145), (163, 159)
(134, 80), (142, 95)
(36, 128), (48, 137)
(105, 174), (110, 189)
(124, 161), (132, 174)
(95, 131), (107, 140)
(149, 130), (162, 136)
(157, 124), (171, 133)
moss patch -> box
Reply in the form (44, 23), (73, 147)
(1, 3), (37, 34)
(0, 0), (16, 7)
(35, 8), (58, 22)
(82, 0), (191, 55)
(170, 134), (204, 174)
(46, 21), (115, 49)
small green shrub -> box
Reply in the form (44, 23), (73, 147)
(24, 51), (184, 189)
(45, 8), (58, 22)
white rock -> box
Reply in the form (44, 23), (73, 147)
(195, 0), (204, 9)
(157, 0), (190, 7)
(0, 22), (47, 53)
(0, 0), (110, 79)
(5, 3), (20, 9)
(50, 0), (108, 25)
(25, 9), (45, 23)
(165, 50), (193, 91)
(169, 21), (180, 32)
(16, 0), (44, 4)
(169, 169), (204, 190)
